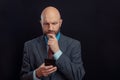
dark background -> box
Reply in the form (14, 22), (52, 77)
(0, 0), (120, 80)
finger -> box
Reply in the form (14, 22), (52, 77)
(47, 67), (57, 74)
(47, 34), (56, 39)
(41, 63), (45, 67)
(37, 63), (45, 70)
(48, 67), (57, 72)
(42, 67), (57, 76)
(47, 40), (53, 45)
(42, 67), (53, 72)
(46, 67), (57, 73)
(43, 66), (56, 73)
(42, 72), (49, 77)
(47, 39), (56, 47)
(40, 65), (53, 73)
(44, 65), (53, 70)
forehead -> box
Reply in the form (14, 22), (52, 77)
(42, 15), (60, 22)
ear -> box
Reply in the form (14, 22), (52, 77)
(40, 20), (43, 27)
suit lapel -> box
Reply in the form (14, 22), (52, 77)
(37, 36), (48, 62)
(58, 33), (67, 55)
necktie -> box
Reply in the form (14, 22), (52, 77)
(48, 48), (53, 59)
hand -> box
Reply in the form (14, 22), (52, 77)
(47, 34), (60, 53)
(36, 63), (57, 78)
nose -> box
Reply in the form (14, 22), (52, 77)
(48, 24), (53, 30)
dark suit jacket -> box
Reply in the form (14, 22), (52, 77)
(20, 33), (85, 80)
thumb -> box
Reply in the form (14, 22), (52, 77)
(41, 63), (45, 67)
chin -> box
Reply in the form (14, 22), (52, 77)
(47, 32), (56, 35)
(45, 33), (55, 36)
(48, 33), (56, 35)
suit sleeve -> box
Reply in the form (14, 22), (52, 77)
(56, 41), (85, 80)
(20, 42), (34, 80)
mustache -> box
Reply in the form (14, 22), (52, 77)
(46, 30), (56, 34)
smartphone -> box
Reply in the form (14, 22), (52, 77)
(45, 59), (55, 66)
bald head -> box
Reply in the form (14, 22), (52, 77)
(41, 6), (61, 20)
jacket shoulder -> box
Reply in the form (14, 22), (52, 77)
(24, 36), (43, 46)
(61, 34), (80, 44)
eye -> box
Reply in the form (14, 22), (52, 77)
(43, 23), (49, 26)
(52, 22), (58, 25)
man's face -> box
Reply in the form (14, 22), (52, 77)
(41, 14), (62, 36)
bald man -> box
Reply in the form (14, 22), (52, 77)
(20, 6), (85, 80)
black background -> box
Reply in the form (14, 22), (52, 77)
(0, 0), (120, 80)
